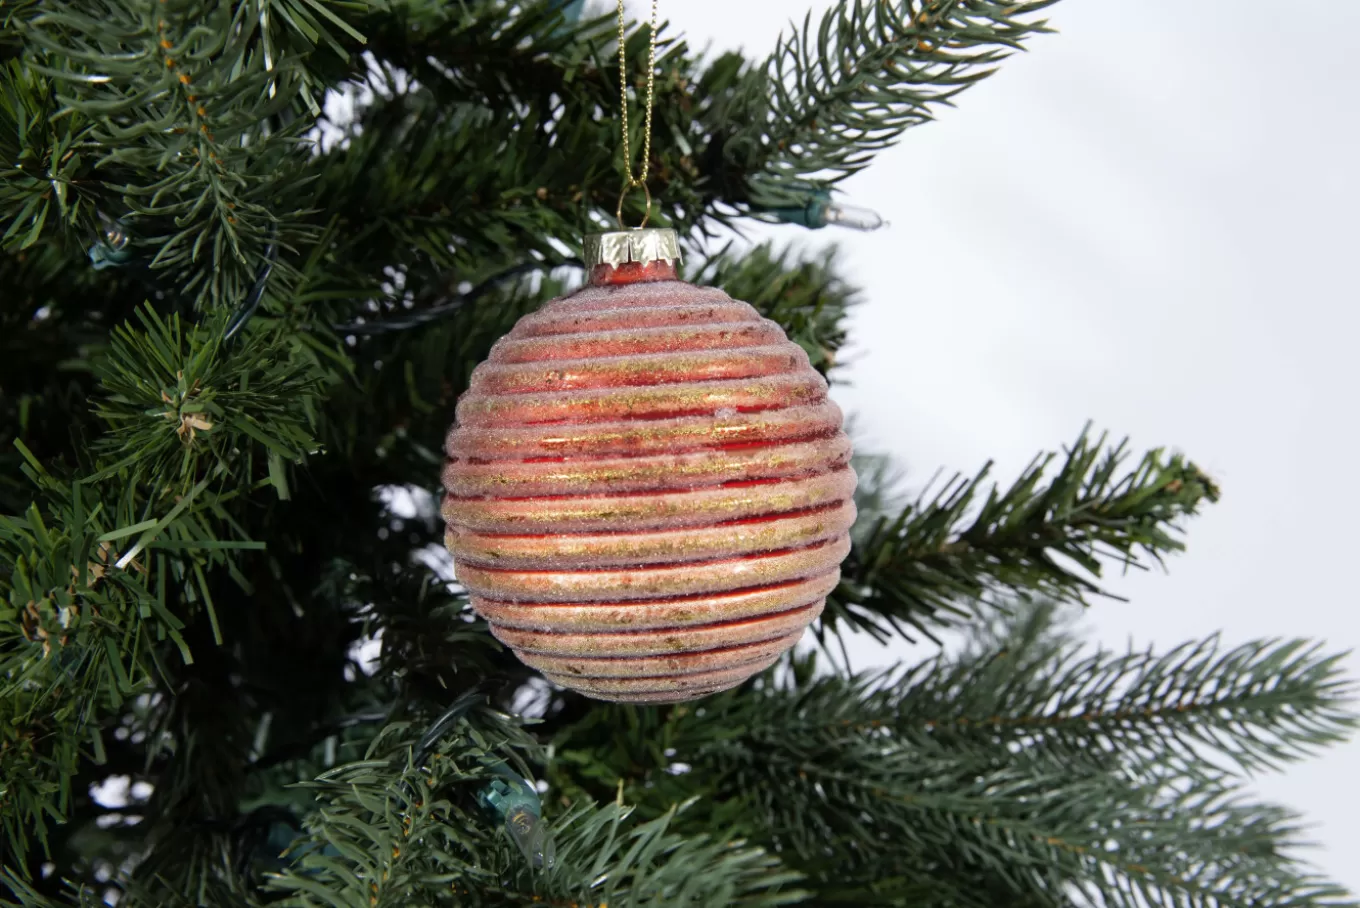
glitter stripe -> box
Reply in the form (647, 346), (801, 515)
(526, 281), (733, 314)
(444, 467), (856, 533)
(515, 629), (807, 679)
(493, 321), (787, 363)
(471, 572), (840, 632)
(455, 372), (828, 427)
(516, 301), (755, 337)
(454, 536), (850, 603)
(448, 499), (856, 569)
(490, 601), (823, 658)
(443, 434), (851, 497)
(471, 345), (810, 395)
(595, 688), (730, 703)
(446, 401), (843, 461)
(539, 647), (786, 694)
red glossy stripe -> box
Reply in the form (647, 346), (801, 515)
(458, 433), (832, 466)
(590, 260), (678, 286)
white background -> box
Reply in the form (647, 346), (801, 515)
(652, 0), (1360, 892)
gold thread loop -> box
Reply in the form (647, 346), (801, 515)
(616, 181), (653, 229)
(617, 0), (659, 229)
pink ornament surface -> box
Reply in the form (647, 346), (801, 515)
(442, 267), (856, 703)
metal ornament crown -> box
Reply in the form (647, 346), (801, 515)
(583, 228), (681, 270)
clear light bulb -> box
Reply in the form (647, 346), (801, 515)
(478, 764), (556, 869)
(88, 215), (134, 270)
(504, 803), (556, 870)
(821, 202), (885, 231)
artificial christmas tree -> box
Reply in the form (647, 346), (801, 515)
(1, 1), (1355, 906)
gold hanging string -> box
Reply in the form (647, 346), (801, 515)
(616, 0), (659, 228)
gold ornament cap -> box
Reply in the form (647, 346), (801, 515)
(583, 228), (681, 270)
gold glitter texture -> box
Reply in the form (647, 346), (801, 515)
(445, 466), (856, 533)
(446, 400), (845, 460)
(450, 499), (855, 569)
(472, 571), (840, 633)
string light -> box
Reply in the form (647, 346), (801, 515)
(766, 187), (886, 231)
(88, 212), (133, 270)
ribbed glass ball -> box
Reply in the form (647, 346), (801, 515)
(442, 239), (856, 703)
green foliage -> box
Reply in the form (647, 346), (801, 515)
(4, 0), (350, 308)
(92, 305), (324, 489)
(0, 297), (330, 872)
(737, 0), (1058, 208)
(915, 611), (1355, 778)
(551, 602), (1357, 907)
(1, 0), (1354, 906)
(831, 426), (1221, 645)
(302, 0), (698, 318)
(0, 59), (101, 250)
(2, 0), (1062, 314)
(265, 711), (805, 907)
(1, 467), (191, 864)
(0, 229), (152, 517)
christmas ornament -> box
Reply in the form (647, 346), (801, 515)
(441, 229), (857, 703)
(440, 0), (856, 703)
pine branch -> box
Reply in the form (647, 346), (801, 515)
(309, 96), (591, 288)
(0, 300), (332, 869)
(0, 868), (101, 908)
(551, 602), (1356, 906)
(4, 0), (354, 309)
(1, 475), (172, 867)
(355, 0), (617, 110)
(265, 712), (806, 908)
(0, 232), (161, 494)
(3, 0), (1059, 322)
(735, 0), (1058, 207)
(109, 630), (282, 908)
(827, 425), (1221, 645)
(92, 305), (324, 491)
(902, 603), (1357, 778)
(0, 59), (106, 252)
